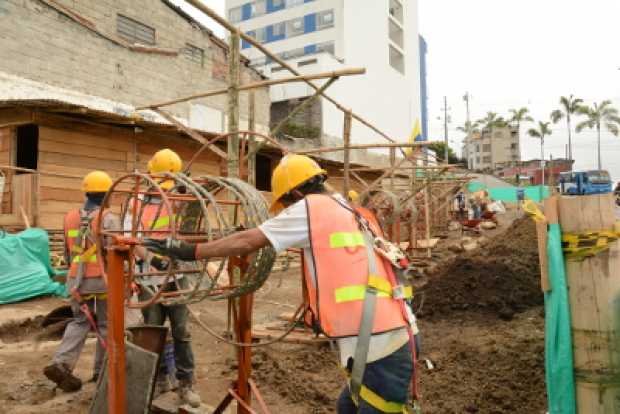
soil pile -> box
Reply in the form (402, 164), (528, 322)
(253, 345), (341, 413)
(419, 309), (546, 413)
(418, 217), (543, 320)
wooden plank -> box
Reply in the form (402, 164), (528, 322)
(0, 108), (33, 127)
(39, 126), (135, 152)
(557, 193), (620, 412)
(40, 187), (84, 203)
(39, 139), (127, 162)
(39, 152), (128, 172)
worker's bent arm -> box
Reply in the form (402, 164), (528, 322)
(195, 228), (271, 259)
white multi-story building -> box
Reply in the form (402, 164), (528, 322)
(226, 0), (423, 148)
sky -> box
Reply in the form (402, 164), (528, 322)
(172, 0), (620, 183)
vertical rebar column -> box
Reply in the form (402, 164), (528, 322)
(227, 30), (241, 179)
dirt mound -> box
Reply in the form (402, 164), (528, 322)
(253, 345), (341, 413)
(418, 217), (543, 320)
(420, 308), (546, 413)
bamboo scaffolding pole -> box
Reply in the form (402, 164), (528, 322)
(359, 155), (411, 197)
(350, 171), (369, 189)
(136, 69), (365, 110)
(227, 31), (241, 179)
(342, 110), (353, 196)
(344, 165), (460, 172)
(183, 0), (406, 150)
(424, 178), (432, 258)
(247, 91), (256, 186)
(296, 141), (436, 155)
(152, 108), (228, 159)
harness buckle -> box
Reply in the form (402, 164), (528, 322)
(392, 284), (406, 300)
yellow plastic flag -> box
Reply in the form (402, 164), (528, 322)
(405, 119), (422, 156)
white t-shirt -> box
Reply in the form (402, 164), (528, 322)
(259, 194), (415, 366)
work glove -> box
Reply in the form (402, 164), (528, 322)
(142, 239), (197, 261)
(150, 255), (170, 271)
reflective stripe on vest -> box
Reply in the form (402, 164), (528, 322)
(329, 231), (365, 248)
(148, 214), (176, 230)
(67, 229), (80, 238)
(72, 255), (98, 264)
(335, 275), (413, 303)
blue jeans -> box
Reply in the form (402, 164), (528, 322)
(337, 341), (415, 413)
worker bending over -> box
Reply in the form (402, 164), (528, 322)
(44, 171), (120, 392)
(145, 154), (419, 413)
(128, 149), (201, 408)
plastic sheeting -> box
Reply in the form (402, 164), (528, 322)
(0, 228), (66, 304)
(467, 181), (550, 202)
(544, 222), (576, 413)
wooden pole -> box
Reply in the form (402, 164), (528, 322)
(247, 91), (256, 186)
(424, 178), (431, 258)
(136, 69), (365, 110)
(296, 141), (437, 155)
(227, 30), (241, 179)
(557, 193), (619, 412)
(342, 110), (352, 196)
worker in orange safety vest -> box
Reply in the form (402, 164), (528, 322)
(44, 171), (120, 392)
(144, 154), (421, 413)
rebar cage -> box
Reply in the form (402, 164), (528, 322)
(96, 172), (276, 308)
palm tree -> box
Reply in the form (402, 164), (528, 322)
(477, 112), (508, 133)
(576, 100), (620, 170)
(527, 121), (553, 186)
(508, 107), (533, 162)
(456, 120), (480, 135)
(550, 95), (583, 164)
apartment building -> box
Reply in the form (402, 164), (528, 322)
(462, 126), (520, 171)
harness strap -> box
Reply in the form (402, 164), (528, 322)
(349, 230), (380, 404)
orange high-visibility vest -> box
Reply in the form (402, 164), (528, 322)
(303, 194), (408, 338)
(140, 202), (176, 239)
(64, 208), (109, 278)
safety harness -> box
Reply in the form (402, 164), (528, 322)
(69, 209), (107, 349)
(331, 196), (420, 413)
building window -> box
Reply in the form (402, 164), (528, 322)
(117, 14), (156, 45)
(298, 58), (318, 67)
(280, 47), (304, 60)
(476, 157), (481, 164)
(494, 131), (503, 138)
(511, 143), (518, 149)
(272, 0), (285, 8)
(482, 144), (491, 152)
(317, 10), (334, 30)
(316, 41), (335, 55)
(15, 125), (38, 171)
(251, 1), (266, 17)
(272, 22), (286, 37)
(285, 0), (304, 6)
(286, 17), (304, 37)
(183, 44), (204, 66)
(483, 156), (492, 164)
(389, 0), (403, 23)
(229, 7), (242, 23)
(389, 44), (405, 74)
(475, 144), (480, 152)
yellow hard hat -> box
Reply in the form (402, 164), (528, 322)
(270, 154), (326, 212)
(82, 171), (113, 193)
(148, 149), (183, 174)
(149, 149), (182, 190)
(347, 190), (359, 203)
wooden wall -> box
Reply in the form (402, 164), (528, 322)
(35, 121), (222, 229)
(0, 127), (11, 214)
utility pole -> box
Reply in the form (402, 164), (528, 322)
(463, 92), (472, 168)
(443, 96), (449, 164)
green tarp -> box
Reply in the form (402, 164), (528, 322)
(0, 228), (66, 304)
(545, 223), (576, 413)
(467, 181), (550, 202)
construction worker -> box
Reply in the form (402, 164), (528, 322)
(44, 171), (119, 392)
(144, 154), (419, 413)
(128, 149), (201, 408)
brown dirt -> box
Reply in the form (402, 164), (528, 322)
(417, 217), (543, 321)
(0, 215), (547, 413)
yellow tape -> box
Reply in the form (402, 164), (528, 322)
(562, 229), (620, 260)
